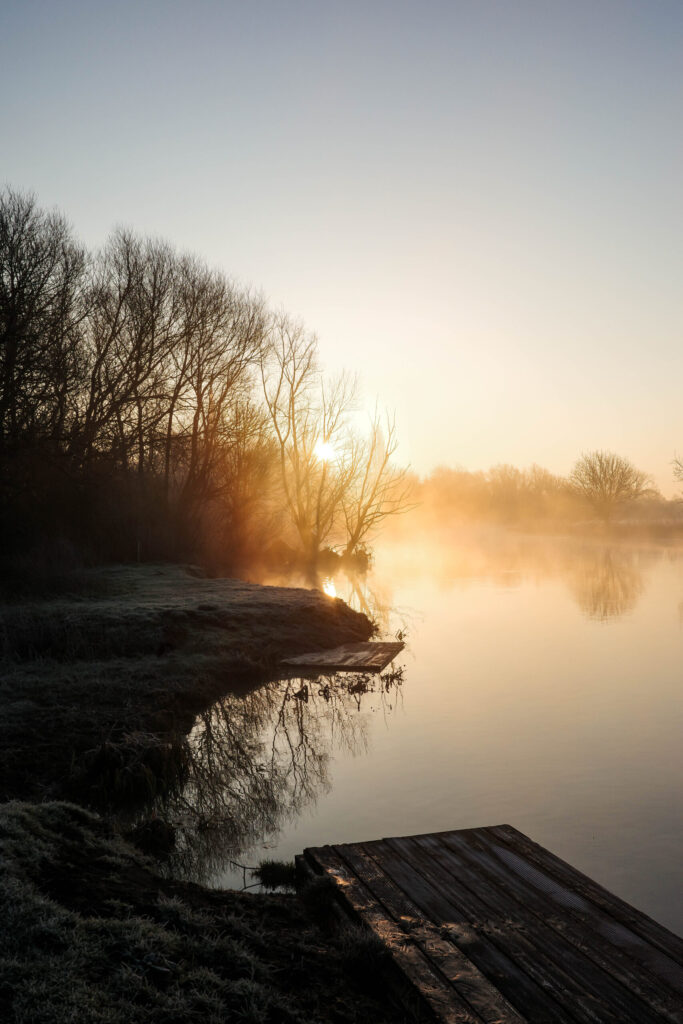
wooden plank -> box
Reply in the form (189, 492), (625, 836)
(367, 837), (585, 1024)
(421, 830), (681, 1024)
(406, 834), (643, 1024)
(281, 641), (404, 673)
(304, 824), (682, 1024)
(438, 828), (683, 1023)
(487, 825), (683, 993)
(303, 843), (486, 1024)
(382, 834), (656, 1024)
(334, 841), (527, 1024)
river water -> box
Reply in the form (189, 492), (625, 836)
(178, 530), (683, 935)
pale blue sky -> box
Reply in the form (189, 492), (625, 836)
(2, 1), (682, 490)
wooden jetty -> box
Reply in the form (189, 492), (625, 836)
(298, 825), (683, 1023)
(281, 640), (404, 674)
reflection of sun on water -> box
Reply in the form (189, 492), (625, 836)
(322, 578), (337, 598)
(313, 439), (336, 461)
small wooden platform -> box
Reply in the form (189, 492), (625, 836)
(298, 825), (683, 1023)
(281, 641), (404, 674)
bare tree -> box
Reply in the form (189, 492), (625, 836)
(173, 270), (265, 516)
(79, 235), (265, 515)
(260, 316), (356, 565)
(341, 410), (414, 558)
(0, 188), (87, 450)
(569, 450), (651, 522)
(77, 231), (177, 470)
(1, 188), (413, 572)
(673, 455), (683, 493)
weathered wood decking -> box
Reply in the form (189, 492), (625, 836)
(298, 825), (683, 1023)
(281, 640), (404, 674)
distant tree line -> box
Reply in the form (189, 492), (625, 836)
(0, 188), (411, 578)
(410, 451), (678, 530)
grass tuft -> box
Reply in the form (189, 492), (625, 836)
(337, 924), (393, 986)
(251, 859), (297, 891)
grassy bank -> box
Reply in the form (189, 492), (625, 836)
(0, 564), (373, 806)
(0, 801), (408, 1024)
(0, 566), (416, 1023)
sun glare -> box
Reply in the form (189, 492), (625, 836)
(322, 578), (337, 598)
(314, 439), (337, 462)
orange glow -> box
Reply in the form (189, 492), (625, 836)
(321, 577), (337, 598)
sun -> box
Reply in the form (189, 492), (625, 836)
(313, 439), (337, 462)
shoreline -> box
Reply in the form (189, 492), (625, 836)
(0, 565), (407, 1023)
(0, 564), (373, 807)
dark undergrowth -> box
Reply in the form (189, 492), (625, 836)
(0, 802), (412, 1024)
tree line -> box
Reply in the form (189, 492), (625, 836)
(410, 451), (678, 529)
(0, 188), (410, 578)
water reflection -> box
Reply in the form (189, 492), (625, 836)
(153, 665), (405, 881)
(273, 535), (652, 625)
(256, 565), (403, 635)
(373, 531), (653, 623)
(568, 547), (645, 622)
(122, 533), (683, 930)
(170, 535), (681, 930)
(347, 575), (397, 633)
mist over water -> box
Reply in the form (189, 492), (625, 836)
(181, 529), (682, 935)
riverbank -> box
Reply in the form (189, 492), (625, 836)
(0, 564), (373, 806)
(0, 801), (407, 1024)
(0, 566), (411, 1023)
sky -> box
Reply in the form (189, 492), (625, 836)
(2, 0), (683, 492)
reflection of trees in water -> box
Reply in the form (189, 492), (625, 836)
(378, 532), (651, 623)
(346, 575), (393, 632)
(154, 666), (404, 882)
(335, 571), (417, 640)
(568, 547), (645, 622)
(317, 540), (649, 627)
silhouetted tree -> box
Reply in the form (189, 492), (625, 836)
(342, 410), (413, 557)
(1, 188), (412, 574)
(0, 188), (87, 450)
(260, 316), (357, 565)
(569, 450), (651, 522)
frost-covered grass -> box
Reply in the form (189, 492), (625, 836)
(0, 802), (406, 1024)
(0, 563), (372, 661)
(0, 564), (373, 805)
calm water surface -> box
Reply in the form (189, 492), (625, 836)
(184, 533), (683, 935)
